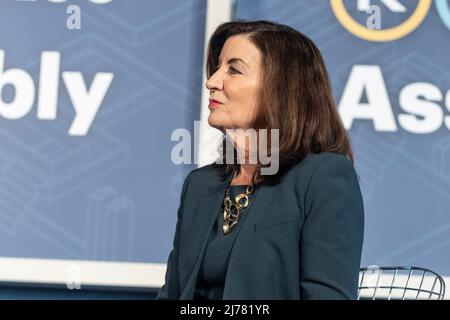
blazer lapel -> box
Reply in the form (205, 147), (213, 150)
(222, 184), (266, 299)
(179, 170), (233, 299)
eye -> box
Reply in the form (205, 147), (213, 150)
(228, 67), (241, 75)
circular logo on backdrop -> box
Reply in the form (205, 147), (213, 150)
(330, 0), (432, 42)
(436, 0), (450, 30)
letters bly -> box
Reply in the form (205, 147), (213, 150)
(0, 50), (114, 136)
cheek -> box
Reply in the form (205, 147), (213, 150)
(225, 81), (260, 125)
(229, 85), (258, 110)
(237, 91), (259, 121)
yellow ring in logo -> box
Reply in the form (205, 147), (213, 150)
(330, 0), (432, 42)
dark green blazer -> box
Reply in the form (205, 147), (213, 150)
(156, 152), (364, 300)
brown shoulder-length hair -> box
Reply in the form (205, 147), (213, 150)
(207, 20), (354, 186)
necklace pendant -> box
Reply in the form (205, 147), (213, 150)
(223, 223), (230, 235)
(222, 176), (256, 235)
(223, 219), (238, 235)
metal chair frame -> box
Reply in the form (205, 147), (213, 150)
(358, 266), (446, 300)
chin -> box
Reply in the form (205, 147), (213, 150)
(207, 114), (226, 130)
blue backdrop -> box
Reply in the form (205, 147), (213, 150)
(0, 0), (201, 263)
(0, 0), (449, 280)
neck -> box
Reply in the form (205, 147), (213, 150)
(232, 164), (258, 185)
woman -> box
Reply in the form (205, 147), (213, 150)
(157, 20), (364, 300)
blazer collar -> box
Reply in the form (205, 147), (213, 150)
(210, 168), (234, 193)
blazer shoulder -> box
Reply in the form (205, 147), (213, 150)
(185, 163), (222, 178)
(291, 152), (355, 176)
(286, 152), (358, 193)
(183, 163), (226, 190)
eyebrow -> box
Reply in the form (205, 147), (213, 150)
(218, 57), (249, 68)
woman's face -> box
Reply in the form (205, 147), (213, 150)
(206, 35), (262, 131)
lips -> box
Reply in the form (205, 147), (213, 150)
(209, 98), (223, 104)
(208, 98), (223, 109)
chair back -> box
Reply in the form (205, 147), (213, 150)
(358, 266), (446, 300)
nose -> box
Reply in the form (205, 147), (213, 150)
(205, 69), (223, 92)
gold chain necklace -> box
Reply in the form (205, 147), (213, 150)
(223, 171), (255, 235)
